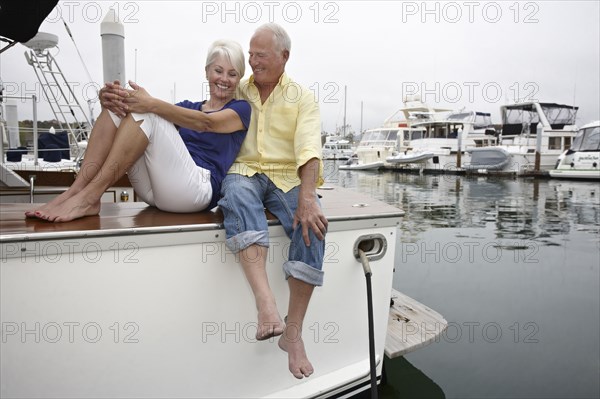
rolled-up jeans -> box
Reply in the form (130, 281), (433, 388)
(218, 173), (325, 286)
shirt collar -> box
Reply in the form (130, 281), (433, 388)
(248, 72), (289, 88)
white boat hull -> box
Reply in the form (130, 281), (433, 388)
(386, 152), (434, 164)
(1, 189), (401, 398)
(465, 147), (565, 173)
(549, 150), (600, 180)
(549, 122), (600, 180)
(338, 161), (384, 171)
(465, 147), (512, 171)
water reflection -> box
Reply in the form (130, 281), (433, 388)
(326, 160), (600, 243)
(325, 161), (600, 399)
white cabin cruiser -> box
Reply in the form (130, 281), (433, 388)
(549, 120), (600, 180)
(342, 97), (450, 171)
(322, 135), (354, 160)
(466, 102), (578, 174)
(386, 111), (497, 172)
(338, 128), (397, 171)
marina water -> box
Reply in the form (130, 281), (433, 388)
(323, 161), (600, 399)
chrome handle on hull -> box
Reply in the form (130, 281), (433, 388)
(29, 175), (36, 203)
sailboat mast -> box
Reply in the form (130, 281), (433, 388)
(343, 85), (347, 137)
(360, 100), (363, 135)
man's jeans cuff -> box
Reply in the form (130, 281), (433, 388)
(225, 230), (269, 253)
(283, 261), (324, 287)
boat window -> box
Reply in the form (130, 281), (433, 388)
(429, 126), (448, 139)
(360, 130), (386, 146)
(574, 126), (600, 151)
(387, 130), (398, 141)
(448, 124), (463, 138)
(564, 136), (572, 150)
(548, 137), (562, 150)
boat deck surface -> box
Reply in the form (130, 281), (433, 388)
(0, 186), (403, 240)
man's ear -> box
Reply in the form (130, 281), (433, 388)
(282, 50), (290, 62)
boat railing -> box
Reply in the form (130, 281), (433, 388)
(1, 94), (86, 167)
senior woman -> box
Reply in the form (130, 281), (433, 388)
(27, 39), (250, 222)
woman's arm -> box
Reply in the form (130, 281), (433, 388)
(123, 81), (244, 134)
(149, 98), (244, 134)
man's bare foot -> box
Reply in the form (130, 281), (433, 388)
(278, 326), (314, 379)
(35, 192), (101, 223)
(256, 305), (285, 341)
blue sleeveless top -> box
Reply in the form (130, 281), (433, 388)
(176, 99), (251, 209)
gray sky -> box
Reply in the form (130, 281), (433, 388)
(1, 0), (599, 133)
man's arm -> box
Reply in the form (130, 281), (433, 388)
(293, 157), (328, 246)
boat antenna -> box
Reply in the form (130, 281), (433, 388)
(61, 16), (97, 116)
(61, 17), (95, 84)
(572, 83), (577, 125)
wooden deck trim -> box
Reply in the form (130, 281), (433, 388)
(0, 186), (403, 242)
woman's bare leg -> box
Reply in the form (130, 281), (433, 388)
(239, 245), (286, 341)
(36, 114), (149, 222)
(26, 109), (119, 217)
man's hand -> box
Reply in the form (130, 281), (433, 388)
(293, 158), (328, 246)
(293, 193), (328, 247)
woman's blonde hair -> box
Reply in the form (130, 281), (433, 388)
(205, 39), (245, 78)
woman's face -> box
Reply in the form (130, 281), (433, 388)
(206, 54), (240, 102)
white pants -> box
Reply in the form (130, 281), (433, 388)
(108, 111), (212, 212)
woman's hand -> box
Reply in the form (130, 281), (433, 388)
(99, 80), (128, 117)
(122, 81), (155, 114)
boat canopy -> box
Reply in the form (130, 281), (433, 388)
(474, 112), (494, 130)
(447, 112), (473, 122)
(440, 111), (494, 129)
(0, 0), (58, 53)
(501, 102), (578, 135)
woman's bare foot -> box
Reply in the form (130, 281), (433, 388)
(256, 304), (285, 341)
(278, 325), (314, 379)
(25, 185), (83, 218)
(35, 192), (101, 222)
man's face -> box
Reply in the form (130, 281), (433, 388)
(248, 30), (288, 87)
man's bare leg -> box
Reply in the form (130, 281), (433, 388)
(239, 244), (285, 340)
(36, 115), (148, 222)
(278, 276), (315, 379)
(26, 109), (119, 217)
